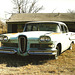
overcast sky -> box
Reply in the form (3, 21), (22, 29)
(0, 0), (75, 22)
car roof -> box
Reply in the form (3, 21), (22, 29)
(26, 21), (66, 25)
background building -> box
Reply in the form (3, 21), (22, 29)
(6, 13), (75, 33)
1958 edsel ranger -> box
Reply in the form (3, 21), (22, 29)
(0, 21), (74, 59)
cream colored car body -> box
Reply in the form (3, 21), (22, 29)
(0, 21), (73, 59)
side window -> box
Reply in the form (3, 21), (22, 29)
(61, 24), (68, 33)
(64, 26), (68, 33)
(61, 25), (64, 33)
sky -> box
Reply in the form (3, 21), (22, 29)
(0, 0), (75, 22)
(38, 0), (75, 13)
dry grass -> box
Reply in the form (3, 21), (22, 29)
(0, 44), (75, 75)
(0, 21), (7, 34)
(0, 28), (7, 34)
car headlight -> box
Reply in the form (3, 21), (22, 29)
(40, 37), (45, 42)
(45, 37), (51, 42)
(40, 36), (51, 42)
(0, 36), (3, 41)
(0, 36), (8, 41)
(3, 36), (8, 41)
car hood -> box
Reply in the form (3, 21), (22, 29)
(2, 31), (61, 40)
(3, 31), (53, 39)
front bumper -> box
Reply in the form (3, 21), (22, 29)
(28, 48), (57, 55)
(0, 47), (17, 54)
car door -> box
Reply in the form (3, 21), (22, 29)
(60, 24), (71, 51)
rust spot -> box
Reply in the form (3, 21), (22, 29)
(50, 33), (61, 36)
(5, 33), (17, 37)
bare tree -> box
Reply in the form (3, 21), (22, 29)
(67, 9), (75, 13)
(12, 0), (43, 13)
(51, 8), (57, 13)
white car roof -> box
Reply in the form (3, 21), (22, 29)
(26, 21), (66, 25)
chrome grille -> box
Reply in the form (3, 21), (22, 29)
(19, 36), (27, 53)
(2, 43), (18, 48)
(30, 44), (52, 49)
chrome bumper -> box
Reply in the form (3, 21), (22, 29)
(28, 49), (57, 55)
(0, 47), (17, 54)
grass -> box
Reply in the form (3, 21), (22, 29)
(0, 28), (7, 34)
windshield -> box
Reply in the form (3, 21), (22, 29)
(24, 23), (58, 32)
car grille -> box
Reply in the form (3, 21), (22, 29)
(30, 44), (52, 49)
(2, 43), (18, 48)
(19, 36), (27, 53)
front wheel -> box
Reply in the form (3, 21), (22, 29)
(68, 43), (73, 50)
(53, 45), (61, 59)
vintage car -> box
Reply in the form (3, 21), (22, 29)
(0, 21), (73, 59)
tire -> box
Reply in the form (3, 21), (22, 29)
(68, 43), (72, 50)
(53, 44), (61, 59)
(56, 45), (60, 56)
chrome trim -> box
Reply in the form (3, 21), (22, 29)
(19, 36), (27, 53)
(28, 49), (57, 55)
(28, 52), (56, 55)
(19, 37), (25, 52)
(0, 48), (17, 54)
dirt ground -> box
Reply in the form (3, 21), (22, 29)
(0, 45), (75, 75)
